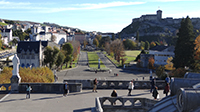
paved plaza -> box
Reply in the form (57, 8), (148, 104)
(0, 89), (165, 112)
(0, 51), (162, 112)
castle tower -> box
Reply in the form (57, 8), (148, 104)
(157, 10), (162, 20)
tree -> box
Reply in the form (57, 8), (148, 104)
(136, 31), (139, 42)
(110, 39), (124, 62)
(12, 38), (18, 46)
(123, 39), (136, 50)
(105, 42), (110, 54)
(148, 57), (155, 69)
(145, 41), (150, 50)
(43, 46), (59, 69)
(150, 41), (156, 48)
(51, 35), (56, 42)
(83, 39), (87, 48)
(93, 38), (99, 48)
(99, 36), (110, 48)
(13, 30), (25, 41)
(165, 57), (175, 70)
(194, 35), (200, 70)
(111, 34), (115, 41)
(173, 16), (196, 69)
(95, 35), (102, 41)
(62, 43), (73, 68)
(56, 51), (65, 69)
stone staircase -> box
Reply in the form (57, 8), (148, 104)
(148, 95), (179, 112)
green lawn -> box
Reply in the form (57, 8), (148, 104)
(0, 22), (7, 26)
(125, 50), (141, 57)
(105, 50), (140, 67)
(87, 52), (106, 68)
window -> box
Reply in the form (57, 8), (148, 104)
(21, 63), (25, 67)
(31, 53), (35, 59)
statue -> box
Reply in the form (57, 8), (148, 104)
(12, 54), (20, 77)
(10, 54), (21, 92)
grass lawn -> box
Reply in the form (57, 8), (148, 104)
(87, 52), (106, 68)
(125, 50), (141, 57)
(0, 22), (7, 26)
(105, 50), (140, 67)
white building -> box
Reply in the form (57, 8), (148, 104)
(149, 45), (175, 66)
(30, 25), (67, 45)
(0, 29), (12, 45)
(17, 41), (60, 68)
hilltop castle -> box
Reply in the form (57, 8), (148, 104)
(132, 10), (162, 22)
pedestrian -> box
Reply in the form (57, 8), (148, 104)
(128, 80), (134, 96)
(152, 86), (159, 100)
(93, 78), (98, 92)
(163, 83), (170, 96)
(63, 82), (69, 97)
(26, 84), (32, 99)
(54, 69), (58, 82)
(150, 78), (156, 93)
(111, 90), (118, 105)
(111, 89), (118, 97)
(165, 75), (170, 84)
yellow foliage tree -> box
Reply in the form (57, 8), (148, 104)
(165, 57), (175, 70)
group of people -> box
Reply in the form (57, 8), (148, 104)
(25, 77), (170, 100)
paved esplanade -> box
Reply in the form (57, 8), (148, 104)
(0, 90), (165, 112)
(57, 51), (154, 82)
(0, 51), (161, 112)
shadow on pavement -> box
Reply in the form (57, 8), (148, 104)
(32, 96), (63, 101)
(68, 91), (93, 96)
(73, 107), (94, 112)
(0, 98), (26, 103)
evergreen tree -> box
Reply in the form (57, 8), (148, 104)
(145, 41), (150, 50)
(136, 31), (139, 42)
(173, 16), (196, 69)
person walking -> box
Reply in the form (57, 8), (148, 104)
(164, 83), (170, 96)
(54, 69), (58, 82)
(26, 84), (32, 99)
(63, 82), (69, 97)
(93, 78), (98, 92)
(150, 78), (156, 93)
(152, 86), (159, 100)
(128, 80), (134, 96)
(111, 90), (118, 105)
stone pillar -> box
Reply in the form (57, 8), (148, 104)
(10, 54), (21, 92)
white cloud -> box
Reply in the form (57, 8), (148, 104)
(0, 1), (145, 13)
(76, 1), (145, 9)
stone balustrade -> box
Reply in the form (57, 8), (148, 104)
(96, 97), (158, 112)
(170, 78), (200, 96)
(0, 83), (11, 92)
(177, 88), (200, 112)
(64, 80), (166, 89)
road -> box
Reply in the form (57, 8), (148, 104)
(57, 51), (154, 82)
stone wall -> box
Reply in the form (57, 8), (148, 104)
(63, 80), (166, 89)
(18, 83), (82, 93)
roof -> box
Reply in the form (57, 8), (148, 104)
(149, 45), (168, 51)
(17, 41), (48, 53)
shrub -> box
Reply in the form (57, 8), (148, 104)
(168, 67), (187, 78)
(0, 67), (54, 83)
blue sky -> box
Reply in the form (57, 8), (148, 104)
(0, 0), (199, 33)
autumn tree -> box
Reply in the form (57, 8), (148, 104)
(165, 57), (175, 70)
(95, 35), (102, 41)
(148, 57), (155, 69)
(110, 39), (125, 62)
(105, 42), (110, 54)
(93, 38), (99, 48)
(194, 35), (200, 70)
(150, 41), (156, 48)
(173, 16), (195, 69)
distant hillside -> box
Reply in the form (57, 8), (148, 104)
(120, 15), (200, 45)
(0, 22), (7, 26)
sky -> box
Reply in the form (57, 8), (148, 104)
(0, 0), (200, 33)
